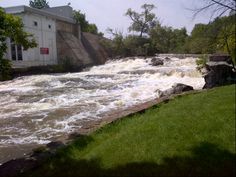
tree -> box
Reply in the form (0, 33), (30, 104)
(149, 24), (188, 53)
(192, 0), (236, 67)
(73, 10), (101, 35)
(192, 0), (236, 19)
(215, 15), (236, 66)
(29, 0), (49, 9)
(106, 28), (126, 56)
(73, 10), (89, 32)
(0, 8), (37, 80)
(186, 24), (212, 54)
(125, 4), (158, 37)
(186, 14), (235, 67)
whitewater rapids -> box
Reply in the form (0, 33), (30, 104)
(0, 57), (205, 163)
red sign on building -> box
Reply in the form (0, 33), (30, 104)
(40, 48), (49, 55)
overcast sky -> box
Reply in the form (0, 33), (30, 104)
(0, 0), (214, 37)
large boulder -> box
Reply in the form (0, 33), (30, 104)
(209, 54), (232, 63)
(151, 57), (164, 66)
(161, 83), (194, 96)
(203, 61), (235, 89)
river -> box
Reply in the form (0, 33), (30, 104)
(0, 57), (205, 164)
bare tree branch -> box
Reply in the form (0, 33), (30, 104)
(211, 0), (236, 11)
(191, 0), (236, 20)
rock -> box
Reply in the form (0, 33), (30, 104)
(114, 55), (123, 60)
(203, 61), (235, 89)
(164, 57), (171, 62)
(209, 54), (232, 63)
(161, 83), (194, 96)
(0, 158), (37, 177)
(151, 57), (164, 66)
(46, 141), (65, 150)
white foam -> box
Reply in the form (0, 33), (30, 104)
(0, 57), (205, 146)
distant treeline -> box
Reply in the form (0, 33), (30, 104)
(100, 4), (235, 64)
(102, 14), (235, 61)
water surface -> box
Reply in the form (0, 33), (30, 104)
(0, 57), (205, 163)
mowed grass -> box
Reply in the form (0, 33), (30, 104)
(25, 85), (235, 177)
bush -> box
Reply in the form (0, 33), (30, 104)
(0, 59), (12, 81)
(59, 56), (78, 71)
(196, 54), (208, 71)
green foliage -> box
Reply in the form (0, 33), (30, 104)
(103, 30), (156, 57)
(73, 10), (102, 35)
(187, 15), (236, 58)
(103, 29), (126, 57)
(123, 35), (154, 56)
(106, 4), (235, 59)
(29, 0), (49, 9)
(185, 24), (212, 54)
(0, 8), (37, 81)
(125, 4), (158, 37)
(215, 15), (236, 65)
(149, 25), (188, 53)
(196, 54), (208, 71)
(73, 10), (89, 32)
(59, 56), (77, 71)
(0, 58), (12, 81)
(23, 85), (235, 177)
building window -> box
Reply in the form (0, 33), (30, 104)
(48, 24), (51, 29)
(33, 21), (38, 26)
(17, 45), (23, 60)
(11, 44), (16, 60)
(10, 39), (23, 61)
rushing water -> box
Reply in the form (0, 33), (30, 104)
(0, 57), (205, 163)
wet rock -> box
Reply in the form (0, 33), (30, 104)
(46, 141), (65, 150)
(151, 57), (164, 66)
(164, 57), (171, 62)
(161, 83), (194, 96)
(209, 54), (231, 63)
(114, 55), (123, 60)
(203, 61), (235, 89)
(0, 158), (37, 177)
(0, 141), (67, 177)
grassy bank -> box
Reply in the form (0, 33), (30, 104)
(24, 85), (235, 177)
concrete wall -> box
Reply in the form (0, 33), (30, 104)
(56, 31), (92, 66)
(81, 32), (111, 64)
(42, 6), (73, 19)
(6, 13), (57, 68)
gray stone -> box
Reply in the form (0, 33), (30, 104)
(209, 54), (231, 63)
(161, 83), (194, 96)
(164, 57), (171, 61)
(203, 61), (235, 89)
(46, 141), (65, 150)
(151, 57), (164, 66)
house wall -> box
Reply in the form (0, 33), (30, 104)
(6, 13), (57, 68)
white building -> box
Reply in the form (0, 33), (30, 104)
(4, 5), (79, 68)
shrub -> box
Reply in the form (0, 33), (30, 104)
(196, 54), (208, 71)
(0, 59), (12, 81)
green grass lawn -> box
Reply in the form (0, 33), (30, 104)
(24, 85), (235, 177)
